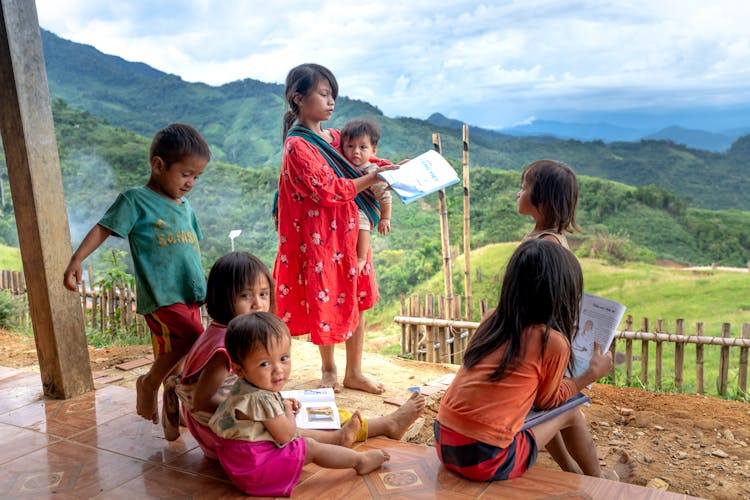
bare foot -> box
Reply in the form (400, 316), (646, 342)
(355, 449), (390, 475)
(384, 391), (425, 439)
(603, 452), (636, 482)
(343, 374), (385, 395)
(136, 374), (159, 424)
(613, 452), (636, 482)
(318, 370), (342, 393)
(161, 376), (180, 441)
(338, 411), (363, 448)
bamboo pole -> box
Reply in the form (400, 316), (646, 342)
(461, 124), (472, 321)
(655, 318), (663, 390)
(431, 133), (454, 318)
(654, 318), (664, 391)
(640, 317), (649, 387)
(739, 323), (749, 394)
(719, 323), (731, 397)
(400, 294), (407, 355)
(425, 293), (435, 363)
(625, 315), (633, 385)
(695, 322), (705, 394)
(452, 296), (464, 364)
(674, 319), (685, 392)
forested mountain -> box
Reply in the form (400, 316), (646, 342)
(0, 29), (747, 307)
(39, 29), (750, 211)
(0, 100), (747, 316)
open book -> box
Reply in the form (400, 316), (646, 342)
(570, 293), (627, 378)
(521, 392), (590, 431)
(376, 150), (460, 204)
(279, 387), (341, 430)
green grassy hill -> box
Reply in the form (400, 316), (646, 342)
(369, 241), (749, 398)
(370, 242), (749, 338)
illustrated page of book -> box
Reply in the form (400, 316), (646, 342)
(279, 388), (341, 430)
(377, 150), (460, 204)
(570, 293), (627, 377)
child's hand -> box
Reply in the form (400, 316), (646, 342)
(284, 397), (301, 416)
(376, 163), (400, 174)
(63, 259), (83, 291)
(587, 342), (613, 379)
(378, 218), (391, 235)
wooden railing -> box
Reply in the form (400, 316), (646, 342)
(1, 269), (210, 336)
(396, 294), (750, 398)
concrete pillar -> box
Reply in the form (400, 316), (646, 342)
(0, 0), (93, 398)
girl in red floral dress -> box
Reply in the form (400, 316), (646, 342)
(273, 63), (397, 394)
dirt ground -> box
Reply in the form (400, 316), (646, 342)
(2, 329), (749, 499)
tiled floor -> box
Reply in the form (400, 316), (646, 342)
(0, 366), (699, 499)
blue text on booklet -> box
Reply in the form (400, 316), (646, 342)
(377, 150), (460, 204)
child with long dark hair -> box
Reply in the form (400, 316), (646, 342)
(172, 252), (424, 453)
(434, 239), (632, 482)
(274, 63), (398, 394)
(516, 158), (580, 248)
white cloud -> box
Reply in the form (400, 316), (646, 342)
(34, 0), (750, 128)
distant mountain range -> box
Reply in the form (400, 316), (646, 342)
(429, 115), (750, 152)
(33, 29), (750, 211)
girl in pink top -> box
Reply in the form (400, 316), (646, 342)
(175, 252), (425, 457)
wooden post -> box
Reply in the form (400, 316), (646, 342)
(739, 323), (749, 395)
(0, 1), (93, 398)
(655, 318), (663, 390)
(452, 296), (464, 364)
(640, 317), (649, 387)
(431, 133), (454, 318)
(400, 294), (407, 355)
(425, 293), (435, 363)
(674, 319), (685, 392)
(625, 315), (633, 385)
(461, 124), (472, 321)
(719, 323), (731, 397)
(695, 322), (705, 394)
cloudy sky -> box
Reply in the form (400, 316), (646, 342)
(34, 0), (750, 129)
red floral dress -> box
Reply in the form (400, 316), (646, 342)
(273, 129), (379, 345)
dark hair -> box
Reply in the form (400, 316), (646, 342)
(282, 63), (338, 139)
(150, 123), (211, 168)
(225, 312), (290, 366)
(341, 118), (381, 147)
(205, 252), (275, 325)
(463, 239), (583, 381)
(522, 159), (581, 234)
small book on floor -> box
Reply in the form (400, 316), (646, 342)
(521, 392), (590, 431)
(376, 150), (460, 204)
(280, 387), (341, 430)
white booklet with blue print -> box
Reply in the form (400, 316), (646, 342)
(377, 150), (460, 204)
(279, 387), (341, 430)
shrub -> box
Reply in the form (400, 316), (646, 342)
(576, 230), (656, 265)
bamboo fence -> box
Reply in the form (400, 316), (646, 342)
(396, 294), (750, 398)
(0, 269), (208, 337)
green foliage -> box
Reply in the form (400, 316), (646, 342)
(0, 290), (22, 330)
(0, 244), (22, 271)
(94, 249), (134, 290)
(85, 324), (150, 348)
(576, 230), (656, 265)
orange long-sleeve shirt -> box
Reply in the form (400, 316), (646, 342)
(437, 324), (578, 448)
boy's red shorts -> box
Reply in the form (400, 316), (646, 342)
(144, 303), (203, 355)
